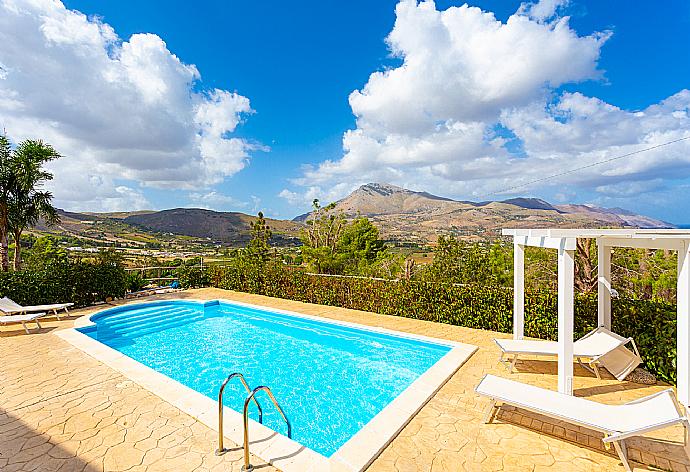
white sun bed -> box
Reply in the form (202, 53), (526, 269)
(494, 326), (642, 380)
(0, 312), (45, 334)
(476, 374), (689, 472)
(0, 297), (73, 320)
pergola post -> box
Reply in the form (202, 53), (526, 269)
(557, 243), (575, 395)
(678, 241), (690, 409)
(513, 242), (525, 340)
(504, 228), (690, 402)
(597, 242), (612, 329)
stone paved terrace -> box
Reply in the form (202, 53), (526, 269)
(1, 288), (689, 471)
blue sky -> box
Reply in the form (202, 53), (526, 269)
(2, 0), (689, 222)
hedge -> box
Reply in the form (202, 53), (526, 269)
(205, 264), (677, 384)
(0, 260), (127, 308)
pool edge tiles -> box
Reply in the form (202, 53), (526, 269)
(57, 298), (478, 472)
(56, 324), (330, 472)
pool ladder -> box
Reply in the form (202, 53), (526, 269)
(215, 372), (292, 472)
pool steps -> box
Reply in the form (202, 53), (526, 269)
(96, 305), (203, 342)
(102, 310), (200, 339)
(97, 304), (190, 325)
(98, 307), (199, 334)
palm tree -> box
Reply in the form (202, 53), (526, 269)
(8, 140), (60, 270)
(0, 135), (14, 271)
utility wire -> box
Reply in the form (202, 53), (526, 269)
(483, 135), (690, 198)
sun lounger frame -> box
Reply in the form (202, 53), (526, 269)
(0, 312), (45, 334)
(496, 326), (642, 379)
(477, 374), (690, 472)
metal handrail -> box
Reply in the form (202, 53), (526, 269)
(241, 386), (291, 472)
(216, 373), (263, 456)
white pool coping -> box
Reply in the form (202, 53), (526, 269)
(58, 298), (478, 472)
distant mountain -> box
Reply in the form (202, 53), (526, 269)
(30, 184), (670, 248)
(123, 208), (301, 244)
(554, 204), (670, 230)
(295, 183), (672, 243)
(294, 183), (460, 222)
(85, 210), (157, 219)
(32, 208), (301, 248)
(499, 198), (561, 212)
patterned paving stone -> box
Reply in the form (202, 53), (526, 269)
(1, 288), (688, 471)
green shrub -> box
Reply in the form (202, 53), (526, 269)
(206, 264), (677, 384)
(0, 259), (127, 308)
(176, 265), (208, 288)
(126, 272), (146, 292)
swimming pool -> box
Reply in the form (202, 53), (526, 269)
(65, 299), (476, 470)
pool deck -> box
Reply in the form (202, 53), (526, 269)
(1, 288), (689, 471)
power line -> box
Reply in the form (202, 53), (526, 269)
(484, 135), (690, 198)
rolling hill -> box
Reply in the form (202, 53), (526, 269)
(32, 208), (301, 248)
(295, 183), (671, 243)
(122, 208), (301, 245)
(32, 183), (670, 248)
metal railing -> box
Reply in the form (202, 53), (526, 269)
(242, 386), (291, 472)
(216, 373), (263, 456)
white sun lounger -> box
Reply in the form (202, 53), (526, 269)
(0, 312), (45, 334)
(476, 374), (690, 471)
(0, 297), (73, 320)
(494, 326), (642, 380)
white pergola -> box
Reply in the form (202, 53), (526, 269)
(503, 228), (690, 408)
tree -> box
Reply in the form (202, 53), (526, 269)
(247, 211), (272, 261)
(23, 236), (68, 270)
(301, 199), (347, 273)
(0, 135), (13, 271)
(8, 140), (60, 270)
(95, 247), (124, 266)
(300, 199), (390, 275)
(421, 236), (513, 286)
(612, 247), (677, 303)
(336, 216), (385, 274)
(423, 236), (491, 284)
(575, 238), (597, 294)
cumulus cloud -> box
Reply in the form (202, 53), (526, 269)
(278, 189), (301, 206)
(0, 0), (259, 211)
(349, 0), (605, 134)
(501, 91), (690, 187)
(279, 183), (356, 208)
(188, 191), (248, 211)
(285, 0), (690, 208)
(518, 0), (569, 21)
(594, 179), (666, 198)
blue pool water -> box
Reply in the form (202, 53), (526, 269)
(79, 300), (451, 456)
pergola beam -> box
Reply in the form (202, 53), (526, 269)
(598, 237), (686, 251)
(504, 228), (690, 238)
(513, 235), (577, 251)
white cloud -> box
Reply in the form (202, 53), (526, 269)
(501, 91), (690, 188)
(249, 195), (262, 214)
(594, 179), (666, 198)
(0, 0), (260, 211)
(279, 183), (356, 207)
(278, 189), (301, 206)
(518, 0), (569, 22)
(52, 169), (151, 212)
(188, 191), (247, 210)
(286, 0), (690, 208)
